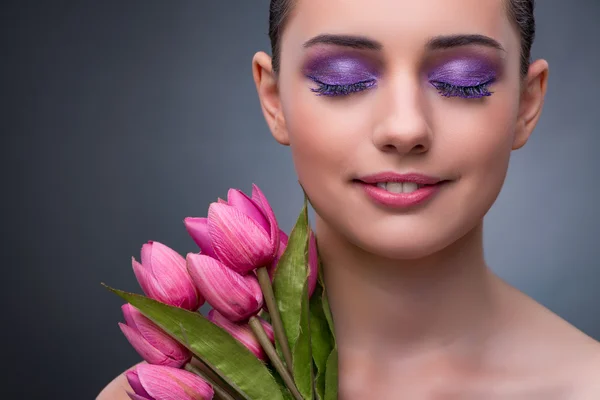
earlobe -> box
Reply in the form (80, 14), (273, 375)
(513, 59), (549, 150)
(252, 52), (290, 146)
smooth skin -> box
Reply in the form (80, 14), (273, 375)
(99, 1), (600, 398)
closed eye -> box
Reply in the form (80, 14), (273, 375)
(430, 80), (494, 99)
(309, 77), (377, 97)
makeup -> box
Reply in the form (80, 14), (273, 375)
(355, 173), (450, 209)
(426, 55), (501, 98)
(429, 57), (497, 87)
(359, 182), (447, 209)
(302, 51), (380, 96)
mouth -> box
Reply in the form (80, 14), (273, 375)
(352, 173), (452, 208)
(353, 171), (451, 194)
(353, 180), (446, 194)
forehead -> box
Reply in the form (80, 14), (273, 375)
(282, 0), (518, 60)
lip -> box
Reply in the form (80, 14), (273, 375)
(354, 172), (449, 209)
(357, 172), (444, 185)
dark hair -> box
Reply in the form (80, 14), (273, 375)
(269, 0), (535, 77)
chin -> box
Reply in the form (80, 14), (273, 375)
(355, 233), (454, 261)
(341, 214), (480, 261)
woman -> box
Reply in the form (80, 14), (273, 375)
(99, 0), (600, 398)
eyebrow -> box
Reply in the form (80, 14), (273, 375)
(302, 33), (505, 52)
(426, 34), (506, 52)
(303, 34), (383, 51)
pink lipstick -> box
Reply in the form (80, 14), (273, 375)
(355, 172), (449, 209)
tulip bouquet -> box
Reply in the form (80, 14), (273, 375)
(104, 184), (337, 400)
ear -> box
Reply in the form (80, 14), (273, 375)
(252, 51), (290, 146)
(512, 59), (549, 150)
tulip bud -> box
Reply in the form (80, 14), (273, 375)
(268, 229), (289, 280)
(268, 229), (319, 298)
(187, 253), (263, 322)
(132, 241), (203, 311)
(205, 184), (280, 274)
(208, 309), (274, 361)
(119, 304), (191, 368)
(126, 364), (214, 400)
(183, 217), (218, 259)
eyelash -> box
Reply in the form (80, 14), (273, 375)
(310, 79), (377, 97)
(430, 80), (494, 99)
(310, 78), (494, 99)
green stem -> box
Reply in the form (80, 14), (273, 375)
(185, 363), (238, 400)
(256, 266), (294, 375)
(249, 316), (303, 400)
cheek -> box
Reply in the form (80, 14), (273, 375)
(280, 78), (371, 187)
(429, 85), (520, 240)
(433, 86), (519, 179)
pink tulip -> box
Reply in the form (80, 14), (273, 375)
(208, 309), (274, 361)
(132, 241), (203, 311)
(268, 229), (319, 298)
(183, 217), (217, 259)
(126, 364), (214, 400)
(185, 184), (280, 274)
(187, 253), (263, 322)
(119, 304), (191, 368)
(268, 229), (289, 280)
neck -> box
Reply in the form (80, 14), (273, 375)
(316, 217), (503, 364)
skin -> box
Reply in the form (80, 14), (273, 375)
(98, 0), (600, 398)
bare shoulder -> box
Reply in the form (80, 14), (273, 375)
(96, 364), (140, 400)
(570, 351), (600, 399)
(498, 284), (600, 398)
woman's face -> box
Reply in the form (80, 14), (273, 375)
(259, 0), (546, 260)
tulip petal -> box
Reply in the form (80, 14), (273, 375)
(279, 229), (289, 247)
(140, 242), (153, 268)
(132, 257), (159, 301)
(260, 318), (275, 342)
(137, 364), (214, 400)
(137, 326), (190, 365)
(126, 369), (151, 399)
(251, 184), (280, 258)
(268, 229), (289, 280)
(187, 253), (263, 322)
(226, 189), (269, 233)
(183, 217), (218, 259)
(127, 393), (151, 400)
(119, 323), (174, 366)
(122, 303), (139, 330)
(122, 304), (191, 365)
(139, 241), (201, 310)
(207, 203), (273, 274)
(208, 309), (272, 361)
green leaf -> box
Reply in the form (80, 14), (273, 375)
(104, 286), (284, 400)
(315, 365), (326, 400)
(292, 280), (314, 400)
(309, 284), (333, 400)
(317, 258), (335, 339)
(316, 263), (337, 400)
(272, 198), (309, 349)
(272, 195), (315, 399)
(309, 285), (333, 369)
(270, 365), (294, 400)
(323, 347), (338, 400)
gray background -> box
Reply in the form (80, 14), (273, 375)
(2, 1), (599, 398)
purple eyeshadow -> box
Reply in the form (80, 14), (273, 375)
(427, 57), (498, 87)
(303, 54), (379, 86)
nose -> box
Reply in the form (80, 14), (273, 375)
(371, 76), (432, 155)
